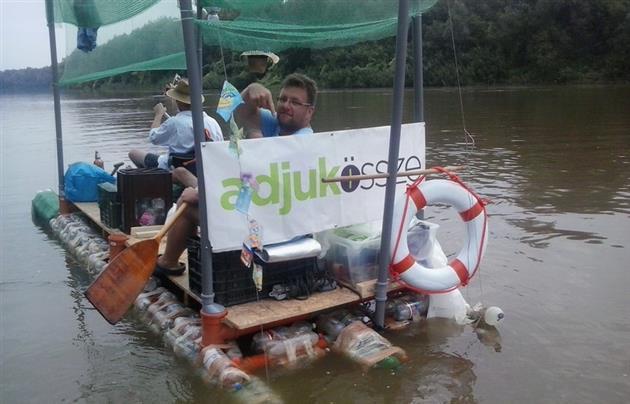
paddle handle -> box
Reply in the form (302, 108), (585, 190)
(155, 202), (188, 241)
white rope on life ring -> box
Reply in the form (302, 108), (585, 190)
(390, 179), (488, 293)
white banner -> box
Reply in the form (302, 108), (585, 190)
(200, 123), (425, 251)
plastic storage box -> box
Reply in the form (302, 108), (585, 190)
(316, 222), (381, 287)
(117, 168), (172, 233)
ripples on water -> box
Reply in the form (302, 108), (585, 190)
(1, 86), (629, 403)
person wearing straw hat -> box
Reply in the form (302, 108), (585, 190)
(128, 78), (223, 174)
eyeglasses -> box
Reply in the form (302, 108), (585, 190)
(277, 96), (312, 108)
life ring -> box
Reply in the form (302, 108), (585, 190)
(390, 179), (488, 293)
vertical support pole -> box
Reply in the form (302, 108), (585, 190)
(178, 0), (224, 319)
(45, 0), (65, 200)
(412, 14), (424, 220)
(374, 0), (410, 330)
(196, 1), (204, 75)
(412, 14), (424, 123)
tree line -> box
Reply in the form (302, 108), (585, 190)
(2, 0), (629, 92)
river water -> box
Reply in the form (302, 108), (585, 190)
(1, 86), (629, 403)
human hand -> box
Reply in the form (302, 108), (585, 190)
(153, 102), (167, 116)
(242, 83), (276, 115)
(180, 187), (199, 205)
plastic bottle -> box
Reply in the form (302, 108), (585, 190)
(202, 347), (250, 389)
(172, 326), (202, 362)
(134, 287), (168, 311)
(93, 151), (104, 169)
(483, 306), (504, 327)
(393, 295), (429, 321)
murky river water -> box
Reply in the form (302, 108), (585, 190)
(1, 86), (629, 403)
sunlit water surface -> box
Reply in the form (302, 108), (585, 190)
(1, 85), (629, 403)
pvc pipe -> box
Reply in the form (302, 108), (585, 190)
(45, 0), (65, 199)
(412, 14), (424, 221)
(177, 0), (224, 315)
(375, 0), (410, 329)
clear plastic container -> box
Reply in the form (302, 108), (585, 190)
(316, 222), (381, 287)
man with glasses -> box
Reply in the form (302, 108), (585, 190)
(237, 73), (317, 138)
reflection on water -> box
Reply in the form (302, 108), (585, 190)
(1, 85), (630, 403)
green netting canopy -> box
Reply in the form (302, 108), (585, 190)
(52, 0), (161, 27)
(54, 0), (439, 85)
(198, 0), (439, 53)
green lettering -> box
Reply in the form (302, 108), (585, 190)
(279, 161), (292, 215)
(294, 169), (317, 201)
(318, 157), (341, 196)
(253, 162), (279, 206)
(220, 178), (241, 210)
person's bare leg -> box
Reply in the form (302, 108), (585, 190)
(157, 199), (199, 269)
(129, 149), (147, 167)
(172, 167), (198, 188)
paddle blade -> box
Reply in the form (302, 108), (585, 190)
(85, 239), (159, 324)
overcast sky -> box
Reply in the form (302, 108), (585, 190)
(0, 0), (68, 71)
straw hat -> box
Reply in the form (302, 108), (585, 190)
(166, 78), (204, 104)
(241, 51), (280, 73)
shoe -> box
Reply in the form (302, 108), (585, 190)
(154, 261), (186, 277)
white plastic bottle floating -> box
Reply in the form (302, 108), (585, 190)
(134, 287), (168, 311)
(392, 295), (429, 321)
(144, 291), (178, 322)
(172, 326), (202, 362)
(483, 306), (504, 327)
(87, 251), (109, 273)
(202, 347), (250, 389)
(266, 332), (320, 363)
(165, 316), (200, 346)
(151, 303), (189, 331)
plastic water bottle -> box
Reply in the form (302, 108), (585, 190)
(483, 306), (504, 326)
(393, 296), (429, 321)
(93, 151), (104, 169)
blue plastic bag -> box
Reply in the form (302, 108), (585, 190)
(64, 162), (115, 202)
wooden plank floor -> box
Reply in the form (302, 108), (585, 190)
(73, 202), (395, 331)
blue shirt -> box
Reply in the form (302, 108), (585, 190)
(260, 109), (313, 137)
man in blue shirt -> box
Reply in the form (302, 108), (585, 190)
(236, 73), (317, 138)
(155, 74), (318, 276)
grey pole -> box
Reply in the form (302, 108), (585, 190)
(374, 0), (410, 329)
(412, 14), (424, 123)
(178, 0), (223, 314)
(412, 14), (424, 221)
(196, 2), (204, 75)
(45, 0), (65, 199)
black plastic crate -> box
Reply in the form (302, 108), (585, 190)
(97, 182), (121, 229)
(117, 168), (172, 233)
(187, 237), (318, 307)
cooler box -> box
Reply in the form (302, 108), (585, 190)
(117, 168), (172, 233)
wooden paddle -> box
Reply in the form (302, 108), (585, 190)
(85, 202), (188, 324)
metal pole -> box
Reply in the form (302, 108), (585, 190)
(412, 14), (424, 220)
(196, 1), (204, 75)
(178, 0), (223, 314)
(45, 0), (65, 198)
(374, 0), (410, 329)
(412, 14), (424, 123)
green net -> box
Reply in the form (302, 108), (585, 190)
(198, 0), (439, 52)
(55, 0), (439, 85)
(52, 0), (161, 27)
(58, 1), (186, 86)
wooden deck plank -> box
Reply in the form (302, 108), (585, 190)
(223, 287), (360, 330)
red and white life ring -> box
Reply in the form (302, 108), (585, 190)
(390, 179), (488, 293)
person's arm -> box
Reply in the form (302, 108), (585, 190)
(235, 83), (275, 138)
(151, 103), (167, 129)
(179, 187), (199, 206)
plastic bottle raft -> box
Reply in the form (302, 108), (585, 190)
(46, 210), (503, 401)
